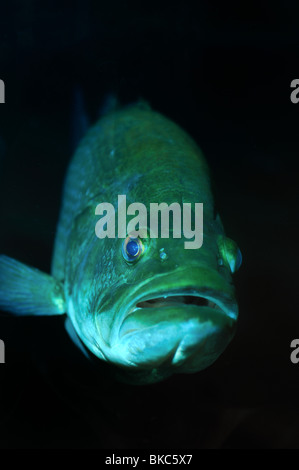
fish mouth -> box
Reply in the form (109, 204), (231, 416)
(97, 267), (239, 373)
(119, 290), (237, 340)
(114, 288), (237, 372)
(137, 294), (217, 310)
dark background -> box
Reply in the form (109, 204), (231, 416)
(0, 0), (298, 449)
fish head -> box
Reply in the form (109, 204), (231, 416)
(66, 205), (242, 384)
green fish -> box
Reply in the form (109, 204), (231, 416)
(0, 102), (242, 384)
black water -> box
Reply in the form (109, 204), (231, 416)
(0, 1), (298, 449)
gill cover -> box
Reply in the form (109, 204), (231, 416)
(217, 236), (242, 273)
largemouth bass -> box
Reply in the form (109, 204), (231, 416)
(0, 102), (242, 384)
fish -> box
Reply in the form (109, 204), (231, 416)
(0, 101), (242, 384)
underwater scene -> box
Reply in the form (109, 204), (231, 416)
(0, 0), (298, 450)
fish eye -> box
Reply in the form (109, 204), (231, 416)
(217, 236), (242, 273)
(122, 235), (144, 263)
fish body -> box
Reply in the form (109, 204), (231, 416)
(0, 102), (241, 384)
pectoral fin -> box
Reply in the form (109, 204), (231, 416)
(0, 255), (66, 316)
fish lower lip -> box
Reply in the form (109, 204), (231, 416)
(116, 302), (237, 370)
(119, 294), (236, 340)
